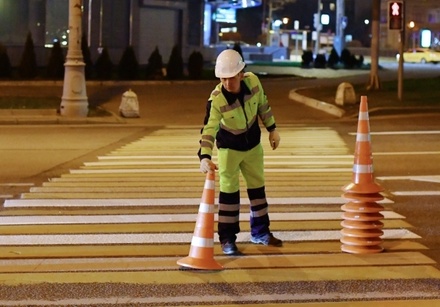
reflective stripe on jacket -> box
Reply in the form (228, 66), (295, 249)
(199, 72), (276, 160)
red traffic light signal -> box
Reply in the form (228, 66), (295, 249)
(388, 1), (404, 30)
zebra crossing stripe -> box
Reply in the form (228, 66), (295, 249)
(393, 191), (440, 196)
(0, 229), (420, 245)
(0, 296), (439, 307)
(69, 168), (353, 174)
(98, 154), (354, 160)
(3, 197), (393, 208)
(84, 161), (353, 166)
(0, 211), (404, 225)
(0, 252), (434, 273)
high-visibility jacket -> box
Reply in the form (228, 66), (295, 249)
(199, 72), (276, 160)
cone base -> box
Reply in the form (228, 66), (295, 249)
(177, 256), (223, 271)
(341, 244), (383, 254)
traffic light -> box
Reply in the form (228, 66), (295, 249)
(388, 1), (404, 30)
(313, 13), (321, 31)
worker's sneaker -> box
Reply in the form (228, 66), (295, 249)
(221, 241), (238, 255)
(251, 233), (283, 247)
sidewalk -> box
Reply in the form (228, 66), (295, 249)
(1, 59), (439, 124)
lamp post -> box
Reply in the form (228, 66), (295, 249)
(334, 0), (345, 55)
(60, 0), (89, 117)
(282, 17), (289, 29)
(314, 0), (322, 55)
(408, 21), (415, 49)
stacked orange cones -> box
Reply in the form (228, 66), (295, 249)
(177, 171), (223, 270)
(340, 96), (385, 254)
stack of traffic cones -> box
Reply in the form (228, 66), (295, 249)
(340, 96), (385, 254)
(177, 171), (223, 270)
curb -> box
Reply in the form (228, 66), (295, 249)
(289, 88), (346, 118)
(0, 105), (125, 125)
(0, 116), (124, 125)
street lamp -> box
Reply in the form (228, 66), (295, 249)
(408, 21), (415, 50)
(282, 17), (289, 28)
(60, 0), (89, 117)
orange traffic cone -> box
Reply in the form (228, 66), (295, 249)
(177, 171), (223, 270)
(340, 96), (385, 254)
(342, 96), (383, 194)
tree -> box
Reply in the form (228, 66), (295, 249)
(187, 51), (204, 80)
(145, 47), (163, 80)
(313, 53), (326, 69)
(118, 45), (139, 80)
(166, 44), (184, 80)
(327, 47), (340, 69)
(18, 32), (38, 79)
(233, 42), (244, 60)
(46, 40), (65, 79)
(81, 32), (93, 79)
(95, 47), (113, 80)
(0, 43), (12, 78)
(301, 50), (313, 68)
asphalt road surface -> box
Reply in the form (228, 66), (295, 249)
(0, 63), (439, 306)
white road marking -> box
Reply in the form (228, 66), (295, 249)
(3, 197), (393, 208)
(0, 229), (419, 245)
(0, 183), (34, 186)
(1, 252), (432, 271)
(0, 211), (404, 225)
(70, 168), (353, 174)
(84, 161), (353, 166)
(0, 292), (438, 307)
(377, 175), (440, 184)
(98, 155), (354, 160)
(373, 151), (440, 156)
(392, 191), (440, 196)
(349, 131), (440, 136)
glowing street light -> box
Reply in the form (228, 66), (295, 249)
(408, 21), (416, 49)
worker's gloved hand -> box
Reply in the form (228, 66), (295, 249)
(200, 158), (217, 173)
(269, 129), (280, 150)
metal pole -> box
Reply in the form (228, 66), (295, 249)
(129, 0), (134, 46)
(314, 0), (321, 56)
(398, 30), (404, 101)
(60, 0), (89, 117)
(87, 0), (92, 47)
(99, 0), (103, 47)
(266, 0), (273, 46)
(397, 1), (406, 101)
(334, 0), (345, 55)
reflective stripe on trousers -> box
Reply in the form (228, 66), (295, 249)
(217, 144), (270, 243)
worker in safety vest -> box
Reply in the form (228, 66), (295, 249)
(198, 49), (282, 255)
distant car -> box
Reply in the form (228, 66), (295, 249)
(396, 48), (440, 63)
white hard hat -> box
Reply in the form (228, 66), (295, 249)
(215, 49), (245, 78)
